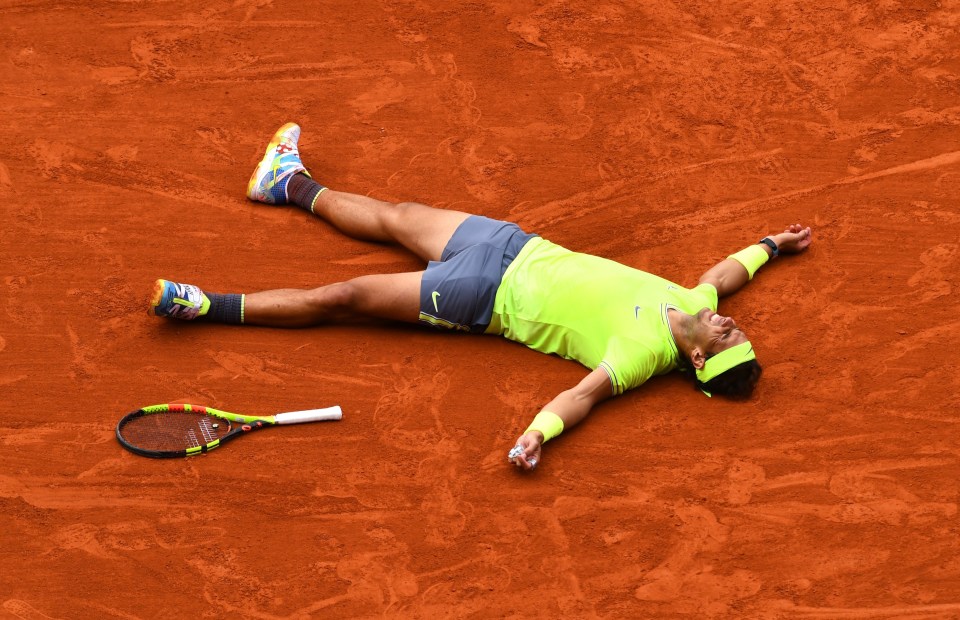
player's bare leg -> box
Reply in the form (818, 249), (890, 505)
(242, 271), (423, 327)
(150, 271), (423, 327)
(246, 122), (469, 262)
(153, 124), (469, 326)
(306, 189), (469, 262)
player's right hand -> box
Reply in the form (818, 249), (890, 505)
(508, 431), (543, 471)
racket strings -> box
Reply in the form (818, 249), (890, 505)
(119, 412), (231, 451)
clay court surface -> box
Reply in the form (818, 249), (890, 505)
(3, 1), (960, 618)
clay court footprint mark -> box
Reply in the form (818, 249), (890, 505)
(559, 92), (593, 140)
(479, 449), (514, 473)
(507, 16), (548, 49)
(724, 459), (766, 505)
(50, 523), (118, 559)
(634, 505), (759, 604)
(0, 337), (23, 386)
(164, 525), (227, 549)
(3, 600), (62, 620)
(235, 0), (274, 22)
(0, 161), (12, 191)
(907, 242), (958, 303)
(66, 325), (99, 381)
(0, 474), (26, 500)
(207, 350), (284, 386)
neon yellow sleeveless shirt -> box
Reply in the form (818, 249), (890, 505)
(485, 237), (719, 394)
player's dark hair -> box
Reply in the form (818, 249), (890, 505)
(699, 359), (762, 400)
(677, 358), (763, 400)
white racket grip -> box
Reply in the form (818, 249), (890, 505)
(274, 406), (343, 425)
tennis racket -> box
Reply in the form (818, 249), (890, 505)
(116, 403), (342, 458)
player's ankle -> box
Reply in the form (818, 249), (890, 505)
(287, 173), (327, 214)
(196, 293), (245, 324)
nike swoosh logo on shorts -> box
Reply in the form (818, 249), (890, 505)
(432, 291), (441, 313)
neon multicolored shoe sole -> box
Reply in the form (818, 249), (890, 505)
(245, 122), (310, 205)
(149, 279), (205, 320)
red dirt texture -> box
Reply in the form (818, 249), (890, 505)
(2, 1), (959, 618)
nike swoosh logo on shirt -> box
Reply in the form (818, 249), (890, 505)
(635, 305), (641, 318)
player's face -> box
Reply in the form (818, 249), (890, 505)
(695, 307), (749, 355)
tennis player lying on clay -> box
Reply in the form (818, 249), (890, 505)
(149, 123), (813, 471)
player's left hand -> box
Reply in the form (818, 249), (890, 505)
(772, 224), (812, 254)
(508, 431), (542, 471)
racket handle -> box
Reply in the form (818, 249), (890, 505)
(274, 406), (343, 425)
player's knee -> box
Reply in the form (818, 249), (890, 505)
(378, 201), (423, 242)
(392, 201), (426, 227)
(394, 201), (423, 214)
(309, 282), (357, 316)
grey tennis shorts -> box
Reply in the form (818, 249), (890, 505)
(419, 216), (537, 333)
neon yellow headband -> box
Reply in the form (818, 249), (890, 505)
(696, 341), (756, 393)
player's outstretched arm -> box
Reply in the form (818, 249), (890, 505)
(699, 224), (812, 298)
(509, 367), (612, 471)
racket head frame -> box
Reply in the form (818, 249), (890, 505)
(115, 403), (276, 459)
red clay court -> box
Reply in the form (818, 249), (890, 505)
(2, 1), (959, 618)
